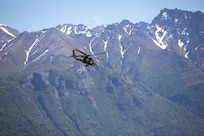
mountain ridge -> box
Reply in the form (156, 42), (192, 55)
(1, 8), (204, 135)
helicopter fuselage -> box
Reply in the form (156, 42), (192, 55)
(71, 49), (96, 66)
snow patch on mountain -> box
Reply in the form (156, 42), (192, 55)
(118, 34), (125, 58)
(0, 25), (15, 37)
(7, 37), (15, 42)
(185, 51), (189, 59)
(89, 38), (95, 55)
(0, 43), (7, 52)
(103, 40), (109, 58)
(178, 39), (184, 48)
(0, 41), (14, 52)
(137, 46), (141, 55)
(134, 46), (141, 61)
(32, 49), (49, 63)
(151, 24), (168, 49)
(162, 11), (168, 20)
(24, 33), (45, 67)
(60, 24), (72, 35)
(123, 24), (133, 35)
(57, 24), (93, 37)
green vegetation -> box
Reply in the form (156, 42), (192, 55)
(1, 58), (204, 136)
(1, 30), (204, 135)
(131, 49), (204, 119)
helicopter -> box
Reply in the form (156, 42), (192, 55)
(70, 49), (105, 66)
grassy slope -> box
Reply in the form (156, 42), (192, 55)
(132, 49), (204, 119)
(0, 80), (63, 136)
(1, 63), (204, 135)
(1, 33), (204, 135)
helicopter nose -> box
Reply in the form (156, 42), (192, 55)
(91, 61), (96, 66)
(92, 62), (96, 66)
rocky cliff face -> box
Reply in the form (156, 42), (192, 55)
(151, 8), (204, 70)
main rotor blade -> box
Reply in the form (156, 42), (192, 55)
(73, 49), (87, 55)
(93, 52), (106, 56)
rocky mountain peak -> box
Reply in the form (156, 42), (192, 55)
(0, 24), (20, 42)
(119, 19), (133, 27)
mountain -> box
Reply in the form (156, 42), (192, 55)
(151, 8), (204, 71)
(0, 24), (20, 41)
(1, 8), (204, 136)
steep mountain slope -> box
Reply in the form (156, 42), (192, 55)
(141, 8), (204, 119)
(151, 8), (204, 71)
(0, 28), (80, 77)
(0, 24), (20, 42)
(1, 8), (204, 136)
(0, 24), (20, 68)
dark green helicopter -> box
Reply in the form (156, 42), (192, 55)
(70, 49), (105, 66)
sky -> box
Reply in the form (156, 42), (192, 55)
(0, 0), (203, 32)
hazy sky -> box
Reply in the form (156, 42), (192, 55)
(0, 0), (203, 32)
